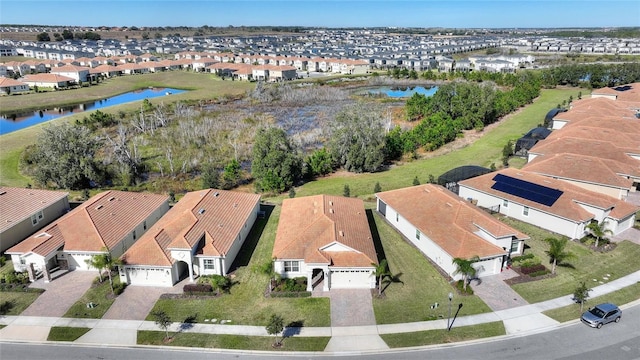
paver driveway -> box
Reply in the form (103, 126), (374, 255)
(21, 271), (97, 317)
(329, 289), (376, 326)
(472, 269), (529, 311)
(102, 279), (185, 320)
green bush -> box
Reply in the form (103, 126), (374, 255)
(454, 280), (474, 295)
(511, 253), (534, 263)
(0, 256), (6, 267)
(0, 300), (14, 314)
(112, 282), (127, 296)
(519, 257), (542, 268)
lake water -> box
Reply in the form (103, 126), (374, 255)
(366, 85), (438, 98)
(0, 87), (186, 135)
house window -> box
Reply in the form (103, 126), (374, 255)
(37, 211), (44, 220)
(133, 230), (137, 240)
(203, 259), (215, 270)
(284, 261), (299, 272)
(503, 199), (508, 208)
(143, 221), (147, 230)
(31, 214), (38, 226)
(396, 213), (399, 222)
(511, 240), (520, 253)
(523, 206), (530, 216)
(416, 229), (421, 240)
(20, 257), (26, 265)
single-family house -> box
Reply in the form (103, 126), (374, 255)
(0, 77), (30, 95)
(22, 73), (75, 89)
(376, 184), (528, 280)
(0, 187), (69, 254)
(6, 191), (169, 282)
(458, 168), (638, 240)
(272, 195), (378, 291)
(50, 64), (91, 82)
(119, 189), (260, 287)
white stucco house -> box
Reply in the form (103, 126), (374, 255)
(458, 168), (639, 240)
(376, 184), (529, 281)
(6, 191), (169, 282)
(119, 189), (261, 287)
(272, 195), (378, 291)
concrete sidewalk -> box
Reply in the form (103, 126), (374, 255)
(1, 269), (639, 351)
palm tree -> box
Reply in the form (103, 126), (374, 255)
(452, 256), (480, 291)
(85, 253), (107, 282)
(103, 253), (123, 295)
(586, 221), (613, 248)
(545, 237), (574, 275)
(371, 259), (391, 296)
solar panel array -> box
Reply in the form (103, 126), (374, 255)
(491, 174), (563, 207)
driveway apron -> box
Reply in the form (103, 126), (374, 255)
(21, 271), (96, 317)
(472, 269), (529, 312)
(102, 282), (183, 321)
(329, 289), (376, 326)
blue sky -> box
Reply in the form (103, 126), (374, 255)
(0, 1), (638, 28)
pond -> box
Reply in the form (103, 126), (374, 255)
(364, 85), (438, 98)
(0, 87), (186, 135)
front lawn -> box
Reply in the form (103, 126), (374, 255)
(501, 217), (640, 303)
(137, 331), (330, 351)
(47, 326), (91, 341)
(147, 206), (331, 327)
(542, 281), (640, 323)
(0, 291), (41, 315)
(380, 321), (506, 348)
(63, 275), (122, 319)
(371, 210), (493, 324)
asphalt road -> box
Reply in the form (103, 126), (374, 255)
(1, 304), (639, 360)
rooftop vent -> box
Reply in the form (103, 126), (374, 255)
(329, 200), (333, 206)
(339, 230), (344, 237)
(95, 205), (103, 210)
(329, 208), (334, 213)
(214, 192), (220, 197)
(108, 197), (115, 201)
(0, 191), (6, 195)
(198, 208), (205, 215)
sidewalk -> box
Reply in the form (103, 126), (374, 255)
(1, 269), (639, 351)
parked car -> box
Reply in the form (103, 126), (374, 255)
(580, 303), (622, 329)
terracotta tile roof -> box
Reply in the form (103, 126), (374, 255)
(6, 190), (168, 256)
(0, 77), (28, 87)
(459, 168), (638, 223)
(22, 73), (75, 83)
(529, 137), (640, 168)
(273, 195), (378, 267)
(0, 187), (68, 233)
(122, 189), (260, 266)
(50, 65), (90, 73)
(591, 82), (640, 102)
(376, 185), (524, 259)
(523, 153), (635, 189)
(544, 125), (640, 150)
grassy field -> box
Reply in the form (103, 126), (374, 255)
(0, 72), (254, 188)
(500, 217), (640, 303)
(380, 321), (506, 348)
(138, 331), (330, 351)
(542, 281), (640, 323)
(371, 209), (493, 323)
(63, 275), (122, 319)
(269, 88), (581, 202)
(0, 291), (41, 315)
(47, 327), (91, 341)
(147, 205), (331, 327)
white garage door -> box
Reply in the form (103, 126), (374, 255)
(125, 267), (172, 287)
(330, 269), (373, 289)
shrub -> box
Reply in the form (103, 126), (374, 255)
(454, 280), (474, 295)
(0, 300), (14, 315)
(183, 283), (212, 294)
(0, 256), (6, 267)
(519, 257), (542, 268)
(112, 282), (127, 295)
(270, 291), (311, 298)
(511, 253), (534, 263)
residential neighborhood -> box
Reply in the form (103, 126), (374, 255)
(1, 21), (640, 356)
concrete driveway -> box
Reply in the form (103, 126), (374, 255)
(472, 269), (529, 312)
(22, 271), (97, 317)
(102, 280), (184, 321)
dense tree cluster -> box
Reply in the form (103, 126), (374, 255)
(540, 63), (640, 89)
(251, 127), (302, 193)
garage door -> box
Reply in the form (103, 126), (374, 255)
(125, 267), (172, 286)
(330, 269), (373, 289)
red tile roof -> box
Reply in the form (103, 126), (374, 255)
(273, 195), (377, 268)
(376, 185), (525, 259)
(122, 189), (260, 266)
(459, 168), (638, 222)
(0, 187), (68, 233)
(6, 191), (168, 256)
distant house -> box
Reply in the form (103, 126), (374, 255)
(0, 77), (30, 95)
(0, 187), (69, 254)
(376, 184), (528, 280)
(22, 73), (75, 89)
(459, 168), (638, 239)
(119, 189), (260, 287)
(273, 195), (378, 291)
(50, 64), (91, 82)
(6, 191), (169, 282)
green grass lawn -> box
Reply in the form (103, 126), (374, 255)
(542, 281), (640, 323)
(371, 210), (493, 324)
(47, 326), (91, 341)
(0, 291), (41, 315)
(63, 275), (121, 319)
(267, 88), (582, 202)
(380, 321), (506, 348)
(500, 217), (640, 303)
(147, 206), (331, 327)
(137, 330), (330, 351)
(0, 72), (254, 188)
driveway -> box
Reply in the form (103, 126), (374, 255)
(102, 278), (187, 320)
(472, 269), (529, 312)
(329, 289), (376, 326)
(22, 271), (96, 317)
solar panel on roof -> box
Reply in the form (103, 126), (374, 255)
(491, 174), (563, 207)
